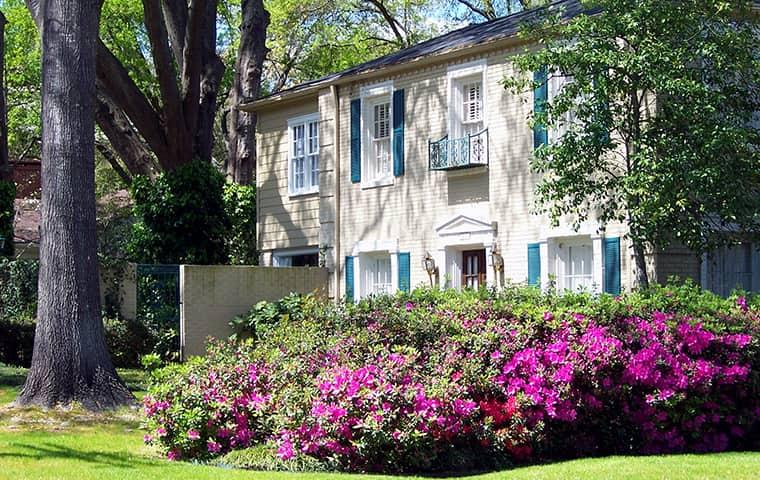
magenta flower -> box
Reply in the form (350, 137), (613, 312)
(167, 449), (180, 461)
(207, 440), (222, 454)
(187, 429), (200, 440)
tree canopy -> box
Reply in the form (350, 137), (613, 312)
(505, 0), (760, 286)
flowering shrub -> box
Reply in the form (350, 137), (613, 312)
(144, 284), (760, 473)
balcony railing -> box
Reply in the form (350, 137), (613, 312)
(428, 128), (489, 171)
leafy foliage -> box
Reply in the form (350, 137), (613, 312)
(504, 0), (760, 276)
(144, 284), (759, 472)
(223, 183), (257, 265)
(128, 160), (230, 265)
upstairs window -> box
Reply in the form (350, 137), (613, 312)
(462, 80), (483, 126)
(447, 61), (486, 141)
(288, 114), (319, 195)
(361, 82), (394, 186)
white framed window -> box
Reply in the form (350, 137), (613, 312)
(361, 82), (394, 187)
(273, 247), (320, 267)
(447, 61), (486, 140)
(288, 113), (319, 196)
(362, 253), (393, 296)
(556, 241), (593, 291)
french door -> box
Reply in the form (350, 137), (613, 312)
(462, 249), (486, 289)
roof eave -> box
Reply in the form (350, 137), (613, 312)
(238, 34), (528, 113)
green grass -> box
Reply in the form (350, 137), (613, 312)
(1, 365), (759, 479)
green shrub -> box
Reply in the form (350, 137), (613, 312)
(144, 282), (760, 472)
(229, 293), (310, 340)
(224, 183), (257, 265)
(128, 160), (230, 265)
(217, 444), (329, 472)
(103, 316), (153, 368)
(0, 258), (38, 321)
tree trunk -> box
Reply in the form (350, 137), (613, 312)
(631, 239), (650, 290)
(17, 0), (133, 410)
(224, 0), (269, 185)
(0, 11), (10, 181)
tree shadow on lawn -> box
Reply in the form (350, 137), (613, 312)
(0, 441), (148, 469)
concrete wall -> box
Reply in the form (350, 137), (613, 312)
(180, 265), (328, 359)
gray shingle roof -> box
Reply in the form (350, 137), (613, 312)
(244, 0), (585, 108)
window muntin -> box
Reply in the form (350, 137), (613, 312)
(365, 98), (392, 182)
(288, 116), (319, 195)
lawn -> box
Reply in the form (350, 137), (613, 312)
(1, 365), (759, 480)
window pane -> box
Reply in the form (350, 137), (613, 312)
(308, 121), (319, 155)
(373, 102), (390, 139)
(293, 125), (305, 156)
(462, 81), (482, 123)
(309, 155), (319, 188)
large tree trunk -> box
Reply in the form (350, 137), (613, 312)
(18, 0), (133, 410)
(224, 0), (269, 184)
(0, 11), (9, 181)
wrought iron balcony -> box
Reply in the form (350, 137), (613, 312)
(428, 128), (489, 171)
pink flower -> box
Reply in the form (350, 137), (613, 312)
(167, 449), (180, 461)
(156, 427), (167, 437)
(143, 434), (153, 444)
(405, 302), (414, 312)
(543, 311), (554, 321)
(277, 438), (295, 460)
(207, 440), (222, 454)
(187, 429), (200, 440)
(736, 296), (748, 312)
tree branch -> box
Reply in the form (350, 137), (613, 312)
(95, 41), (171, 166)
(95, 93), (157, 179)
(161, 0), (189, 70)
(142, 0), (189, 166)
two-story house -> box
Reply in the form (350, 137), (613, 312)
(241, 0), (758, 300)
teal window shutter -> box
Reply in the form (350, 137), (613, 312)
(603, 237), (621, 295)
(392, 89), (405, 177)
(528, 243), (541, 287)
(533, 67), (548, 150)
(345, 256), (355, 302)
(398, 252), (410, 293)
(350, 99), (361, 183)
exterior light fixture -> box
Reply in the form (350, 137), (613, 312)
(422, 251), (438, 286)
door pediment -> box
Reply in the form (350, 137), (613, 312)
(436, 214), (493, 237)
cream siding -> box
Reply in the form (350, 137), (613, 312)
(256, 99), (321, 255)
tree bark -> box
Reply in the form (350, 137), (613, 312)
(18, 0), (133, 410)
(224, 0), (269, 184)
(631, 239), (649, 290)
(95, 93), (157, 179)
(0, 11), (10, 181)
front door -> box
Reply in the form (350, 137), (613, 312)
(462, 249), (486, 289)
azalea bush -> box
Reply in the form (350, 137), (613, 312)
(143, 284), (760, 473)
